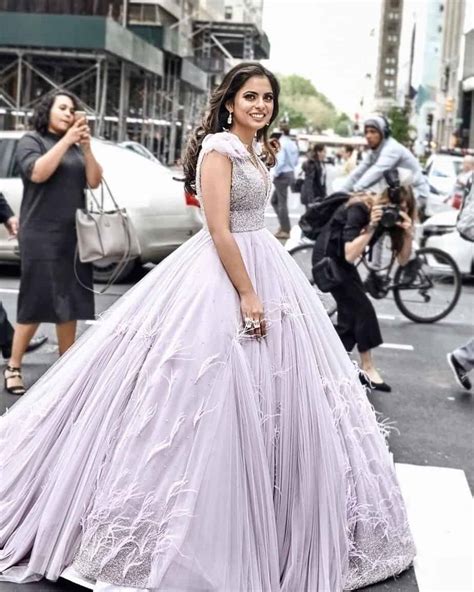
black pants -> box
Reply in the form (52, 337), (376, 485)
(0, 301), (14, 351)
(330, 265), (383, 353)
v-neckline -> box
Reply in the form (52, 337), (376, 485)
(228, 132), (269, 191)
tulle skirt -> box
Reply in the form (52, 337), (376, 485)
(0, 228), (415, 591)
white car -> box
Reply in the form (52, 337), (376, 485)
(0, 131), (202, 281)
(424, 153), (463, 217)
(119, 141), (161, 165)
(422, 210), (473, 275)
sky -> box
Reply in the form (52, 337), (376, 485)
(262, 0), (474, 117)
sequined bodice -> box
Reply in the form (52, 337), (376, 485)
(196, 132), (271, 233)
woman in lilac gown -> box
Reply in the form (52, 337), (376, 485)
(0, 63), (415, 591)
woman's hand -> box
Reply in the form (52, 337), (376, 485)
(78, 123), (92, 151)
(396, 210), (414, 235)
(4, 216), (18, 238)
(240, 290), (266, 338)
(63, 119), (89, 147)
(369, 204), (384, 228)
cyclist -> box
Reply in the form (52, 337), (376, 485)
(312, 185), (416, 392)
(341, 115), (429, 218)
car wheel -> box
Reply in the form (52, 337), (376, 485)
(92, 258), (139, 284)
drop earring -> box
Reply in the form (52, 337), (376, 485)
(227, 112), (233, 126)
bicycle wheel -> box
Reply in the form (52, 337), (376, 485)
(288, 244), (338, 317)
(393, 247), (462, 323)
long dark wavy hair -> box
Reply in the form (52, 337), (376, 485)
(32, 90), (80, 136)
(383, 184), (417, 254)
(183, 62), (280, 194)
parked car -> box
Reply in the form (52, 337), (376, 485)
(422, 210), (473, 275)
(424, 153), (463, 217)
(0, 131), (202, 282)
(119, 140), (161, 165)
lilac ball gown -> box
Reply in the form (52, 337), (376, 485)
(0, 132), (415, 591)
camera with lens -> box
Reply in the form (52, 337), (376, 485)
(380, 169), (403, 229)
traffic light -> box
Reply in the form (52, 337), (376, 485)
(445, 98), (454, 112)
(426, 113), (433, 126)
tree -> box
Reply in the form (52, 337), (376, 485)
(387, 107), (416, 145)
(278, 99), (308, 129)
(276, 74), (337, 131)
(334, 113), (352, 137)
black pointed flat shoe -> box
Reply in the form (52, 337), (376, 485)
(371, 380), (392, 393)
(359, 373), (392, 392)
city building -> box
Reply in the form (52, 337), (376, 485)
(399, 0), (445, 155)
(436, 0), (466, 148)
(374, 0), (404, 112)
(0, 0), (270, 163)
(461, 28), (474, 148)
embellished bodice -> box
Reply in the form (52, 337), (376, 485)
(196, 132), (271, 232)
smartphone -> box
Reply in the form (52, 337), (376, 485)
(74, 110), (86, 122)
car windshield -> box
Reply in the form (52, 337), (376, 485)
(432, 158), (462, 178)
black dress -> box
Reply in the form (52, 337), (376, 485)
(312, 202), (383, 353)
(15, 131), (94, 324)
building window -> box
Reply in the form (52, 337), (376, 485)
(391, 0), (400, 7)
(388, 11), (399, 19)
(385, 57), (396, 64)
(387, 35), (398, 43)
(385, 68), (396, 75)
(224, 6), (233, 19)
(128, 3), (160, 24)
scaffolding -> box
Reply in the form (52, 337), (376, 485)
(0, 5), (271, 163)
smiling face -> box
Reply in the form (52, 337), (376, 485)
(226, 75), (274, 136)
(48, 94), (76, 135)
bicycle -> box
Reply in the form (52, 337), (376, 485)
(288, 238), (462, 323)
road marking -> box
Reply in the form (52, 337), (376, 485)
(377, 314), (397, 321)
(0, 288), (19, 294)
(396, 463), (473, 592)
(380, 342), (415, 351)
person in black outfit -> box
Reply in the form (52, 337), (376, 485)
(4, 91), (102, 395)
(0, 192), (48, 363)
(300, 144), (327, 209)
(312, 144), (327, 202)
(312, 187), (416, 391)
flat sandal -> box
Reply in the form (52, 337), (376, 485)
(4, 365), (26, 396)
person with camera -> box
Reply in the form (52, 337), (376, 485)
(312, 185), (416, 392)
(341, 115), (429, 216)
(4, 90), (102, 395)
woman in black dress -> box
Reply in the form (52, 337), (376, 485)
(312, 187), (416, 391)
(4, 91), (102, 395)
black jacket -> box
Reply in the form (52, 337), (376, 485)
(0, 193), (14, 225)
(312, 161), (327, 200)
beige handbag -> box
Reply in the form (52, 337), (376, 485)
(75, 178), (141, 292)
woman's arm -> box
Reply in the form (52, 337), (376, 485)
(344, 204), (383, 263)
(29, 120), (88, 183)
(78, 122), (103, 188)
(395, 211), (414, 266)
(200, 151), (265, 336)
(81, 145), (103, 188)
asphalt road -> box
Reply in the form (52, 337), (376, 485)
(0, 195), (472, 592)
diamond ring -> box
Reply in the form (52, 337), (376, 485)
(244, 317), (253, 330)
